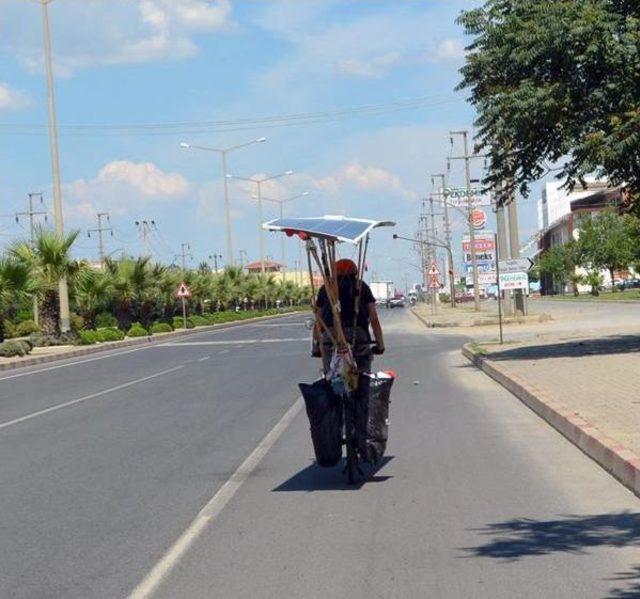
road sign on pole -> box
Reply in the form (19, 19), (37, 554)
(175, 282), (191, 298)
(498, 271), (529, 290)
(499, 258), (533, 273)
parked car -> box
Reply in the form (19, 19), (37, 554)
(617, 279), (640, 290)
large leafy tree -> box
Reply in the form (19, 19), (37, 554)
(11, 229), (80, 337)
(576, 212), (640, 286)
(458, 0), (640, 202)
(537, 241), (581, 294)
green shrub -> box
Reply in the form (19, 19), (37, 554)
(127, 322), (150, 338)
(4, 320), (16, 339)
(0, 340), (31, 357)
(151, 322), (173, 333)
(172, 316), (195, 329)
(30, 332), (56, 347)
(96, 312), (117, 328)
(78, 330), (98, 345)
(95, 328), (125, 342)
(190, 315), (209, 327)
(16, 320), (40, 337)
(69, 313), (85, 332)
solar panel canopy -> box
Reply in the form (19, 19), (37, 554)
(263, 215), (395, 244)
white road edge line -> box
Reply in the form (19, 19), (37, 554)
(127, 396), (304, 599)
(157, 338), (308, 347)
(0, 365), (184, 432)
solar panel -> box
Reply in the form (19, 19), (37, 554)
(263, 215), (395, 244)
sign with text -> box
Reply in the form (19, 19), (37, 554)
(478, 271), (497, 285)
(498, 271), (529, 290)
(499, 258), (533, 273)
(442, 186), (492, 207)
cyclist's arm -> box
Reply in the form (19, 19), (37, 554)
(368, 303), (385, 353)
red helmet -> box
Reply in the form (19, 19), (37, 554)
(336, 258), (358, 276)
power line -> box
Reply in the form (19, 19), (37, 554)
(87, 212), (113, 265)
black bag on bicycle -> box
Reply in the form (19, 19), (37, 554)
(355, 372), (394, 463)
(299, 379), (343, 467)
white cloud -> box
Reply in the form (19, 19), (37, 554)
(0, 83), (28, 111)
(431, 38), (465, 63)
(5, 0), (234, 76)
(336, 52), (401, 78)
(65, 160), (189, 220)
(314, 163), (415, 200)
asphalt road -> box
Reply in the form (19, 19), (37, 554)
(1, 310), (640, 598)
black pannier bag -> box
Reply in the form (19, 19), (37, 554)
(299, 379), (343, 467)
(355, 372), (394, 463)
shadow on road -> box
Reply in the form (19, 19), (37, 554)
(488, 335), (640, 362)
(463, 512), (640, 598)
(272, 456), (394, 492)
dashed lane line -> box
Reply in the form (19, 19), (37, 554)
(0, 365), (184, 432)
(157, 338), (309, 347)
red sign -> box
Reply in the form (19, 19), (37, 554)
(470, 209), (487, 230)
(175, 282), (191, 298)
(462, 237), (495, 253)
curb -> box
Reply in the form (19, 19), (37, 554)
(462, 343), (640, 498)
(411, 308), (548, 329)
(0, 311), (308, 373)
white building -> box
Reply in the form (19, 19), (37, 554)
(537, 179), (610, 232)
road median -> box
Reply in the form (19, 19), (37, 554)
(463, 342), (640, 498)
(0, 310), (309, 373)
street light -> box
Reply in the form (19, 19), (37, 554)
(227, 170), (294, 273)
(39, 0), (70, 331)
(393, 233), (456, 308)
(179, 137), (267, 266)
(253, 191), (310, 278)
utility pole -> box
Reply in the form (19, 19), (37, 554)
(428, 194), (440, 306)
(238, 249), (247, 268)
(450, 130), (481, 311)
(209, 253), (222, 273)
(507, 194), (526, 314)
(176, 243), (192, 329)
(495, 198), (513, 316)
(87, 212), (112, 266)
(432, 173), (454, 304)
(15, 193), (47, 324)
(40, 0), (70, 331)
(135, 219), (155, 258)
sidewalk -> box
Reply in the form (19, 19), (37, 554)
(463, 331), (640, 497)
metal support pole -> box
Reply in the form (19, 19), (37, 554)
(257, 181), (265, 274)
(280, 203), (286, 279)
(41, 0), (70, 331)
(221, 151), (233, 266)
(495, 201), (513, 316)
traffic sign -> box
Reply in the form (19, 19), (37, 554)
(499, 258), (533, 273)
(498, 271), (529, 290)
(428, 263), (440, 276)
(175, 282), (191, 298)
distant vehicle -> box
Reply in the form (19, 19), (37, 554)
(617, 279), (640, 290)
(370, 281), (394, 306)
(389, 295), (406, 308)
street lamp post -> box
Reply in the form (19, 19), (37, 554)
(180, 137), (266, 266)
(40, 0), (70, 331)
(227, 171), (293, 273)
(257, 191), (309, 279)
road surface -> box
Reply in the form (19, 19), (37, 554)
(1, 310), (639, 598)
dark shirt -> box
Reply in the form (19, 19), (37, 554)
(316, 277), (375, 332)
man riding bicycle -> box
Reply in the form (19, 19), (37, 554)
(314, 258), (385, 374)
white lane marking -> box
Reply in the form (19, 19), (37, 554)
(0, 365), (184, 432)
(253, 323), (305, 327)
(158, 338), (308, 347)
(218, 349), (229, 355)
(127, 397), (303, 599)
(197, 356), (210, 362)
(0, 314), (306, 382)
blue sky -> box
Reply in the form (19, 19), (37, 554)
(0, 0), (540, 284)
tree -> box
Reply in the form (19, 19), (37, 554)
(0, 257), (33, 342)
(457, 1), (640, 202)
(74, 267), (111, 330)
(11, 229), (80, 337)
(576, 212), (640, 288)
(537, 242), (580, 294)
(104, 257), (154, 331)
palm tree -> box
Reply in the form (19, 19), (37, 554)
(11, 229), (80, 337)
(104, 256), (154, 331)
(0, 256), (34, 342)
(74, 267), (111, 330)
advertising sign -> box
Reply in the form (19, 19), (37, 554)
(462, 232), (495, 253)
(498, 271), (529, 290)
(442, 186), (492, 207)
(470, 209), (486, 230)
(478, 271), (497, 285)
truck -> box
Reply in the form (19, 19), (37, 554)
(369, 281), (394, 307)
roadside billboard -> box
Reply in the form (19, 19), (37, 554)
(442, 186), (492, 207)
(462, 231), (495, 288)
